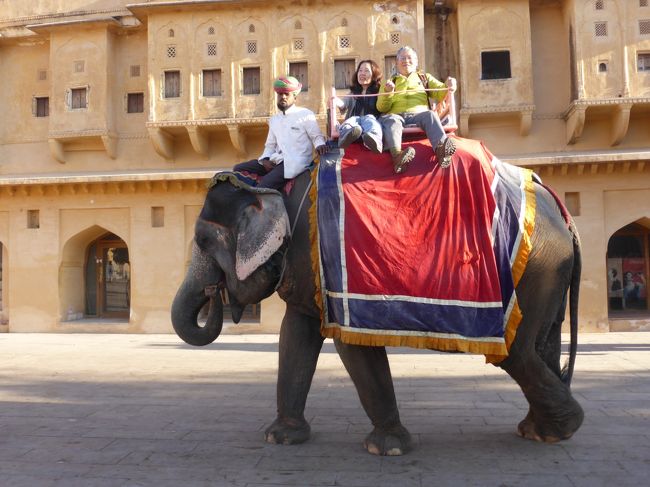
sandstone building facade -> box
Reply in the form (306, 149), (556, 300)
(0, 0), (648, 334)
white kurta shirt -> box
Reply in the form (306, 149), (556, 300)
(259, 104), (326, 179)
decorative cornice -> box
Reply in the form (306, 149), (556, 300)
(563, 97), (650, 118)
(459, 104), (535, 115)
(145, 113), (326, 129)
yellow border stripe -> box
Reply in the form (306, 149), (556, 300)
(309, 164), (324, 319)
(485, 168), (536, 364)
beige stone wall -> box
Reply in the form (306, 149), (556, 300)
(0, 0), (649, 336)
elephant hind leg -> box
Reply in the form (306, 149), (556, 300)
(499, 349), (584, 442)
(334, 339), (412, 456)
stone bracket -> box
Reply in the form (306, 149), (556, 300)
(610, 103), (632, 146)
(565, 104), (586, 145)
(49, 138), (66, 164)
(227, 124), (247, 159)
(186, 126), (210, 159)
(147, 127), (174, 160)
(101, 134), (117, 159)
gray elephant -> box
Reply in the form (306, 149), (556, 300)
(172, 156), (584, 456)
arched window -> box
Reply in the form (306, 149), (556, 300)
(208, 26), (215, 35)
(168, 28), (175, 38)
(341, 18), (348, 27)
(595, 0), (604, 10)
(294, 20), (302, 30)
(249, 24), (255, 33)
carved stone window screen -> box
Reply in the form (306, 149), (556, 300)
(338, 35), (351, 49)
(167, 45), (177, 58)
(390, 32), (400, 45)
(208, 26), (215, 35)
(207, 43), (217, 56)
(595, 0), (604, 10)
(293, 38), (304, 51)
(247, 40), (257, 54)
(642, 0), (649, 7)
(130, 65), (141, 77)
(640, 20), (650, 35)
(595, 22), (608, 37)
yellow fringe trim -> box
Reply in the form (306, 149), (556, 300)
(308, 164), (324, 319)
(321, 324), (508, 357)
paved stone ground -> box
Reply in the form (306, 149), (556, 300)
(0, 332), (648, 486)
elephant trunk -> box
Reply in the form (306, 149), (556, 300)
(171, 244), (225, 346)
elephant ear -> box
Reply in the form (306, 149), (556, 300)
(235, 193), (290, 281)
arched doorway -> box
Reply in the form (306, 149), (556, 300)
(86, 233), (130, 319)
(606, 219), (650, 317)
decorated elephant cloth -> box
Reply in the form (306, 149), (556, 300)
(313, 136), (536, 363)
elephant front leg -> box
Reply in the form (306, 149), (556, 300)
(334, 340), (412, 456)
(264, 306), (324, 445)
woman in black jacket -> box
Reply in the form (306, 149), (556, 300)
(335, 59), (383, 153)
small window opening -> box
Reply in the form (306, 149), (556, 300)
(638, 52), (650, 71)
(289, 62), (308, 93)
(640, 20), (650, 35)
(71, 88), (87, 109)
(565, 192), (581, 217)
(598, 62), (608, 73)
(35, 97), (49, 117)
(130, 65), (141, 77)
(203, 69), (222, 97)
(595, 0), (604, 10)
(164, 71), (181, 98)
(595, 21), (608, 37)
(249, 24), (255, 33)
(246, 40), (257, 54)
(151, 207), (164, 228)
(127, 93), (144, 113)
(168, 29), (175, 38)
(27, 210), (40, 229)
(242, 67), (260, 95)
(294, 20), (302, 30)
(334, 59), (355, 89)
(481, 51), (511, 80)
(208, 26), (215, 35)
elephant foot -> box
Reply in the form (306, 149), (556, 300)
(264, 417), (311, 445)
(516, 407), (583, 443)
(363, 424), (412, 456)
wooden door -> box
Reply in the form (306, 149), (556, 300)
(96, 242), (130, 318)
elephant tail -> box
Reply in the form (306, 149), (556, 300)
(561, 218), (581, 388)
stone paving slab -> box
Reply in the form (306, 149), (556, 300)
(0, 332), (649, 486)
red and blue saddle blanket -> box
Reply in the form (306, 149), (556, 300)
(312, 136), (536, 363)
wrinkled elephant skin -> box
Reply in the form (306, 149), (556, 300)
(172, 170), (584, 455)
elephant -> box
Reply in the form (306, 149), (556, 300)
(171, 157), (584, 456)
